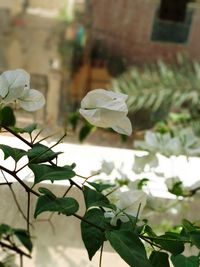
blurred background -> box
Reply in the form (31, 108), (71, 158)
(1, 0), (200, 140)
(1, 2), (200, 266)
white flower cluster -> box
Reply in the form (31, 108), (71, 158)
(0, 69), (45, 111)
(135, 128), (200, 157)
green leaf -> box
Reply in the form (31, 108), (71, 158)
(0, 144), (26, 162)
(171, 255), (200, 267)
(79, 123), (94, 142)
(137, 178), (149, 190)
(0, 106), (16, 127)
(14, 229), (32, 252)
(23, 123), (37, 133)
(68, 112), (80, 131)
(106, 230), (153, 267)
(0, 262), (5, 267)
(169, 182), (184, 196)
(27, 143), (62, 163)
(29, 164), (76, 185)
(143, 225), (157, 237)
(149, 251), (170, 267)
(182, 219), (196, 232)
(0, 224), (12, 236)
(83, 186), (114, 210)
(181, 220), (200, 249)
(81, 209), (106, 260)
(11, 123), (37, 134)
(34, 194), (79, 218)
(190, 231), (200, 249)
(154, 234), (184, 255)
(38, 187), (56, 198)
(88, 182), (115, 192)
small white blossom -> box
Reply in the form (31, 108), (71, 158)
(134, 131), (181, 157)
(100, 160), (115, 175)
(79, 89), (132, 136)
(0, 69), (45, 111)
(134, 128), (200, 157)
(132, 153), (159, 174)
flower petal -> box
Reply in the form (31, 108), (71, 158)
(1, 69), (30, 102)
(0, 75), (9, 98)
(112, 116), (132, 136)
(19, 89), (45, 111)
(81, 89), (128, 112)
(79, 108), (132, 135)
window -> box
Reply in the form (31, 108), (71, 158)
(151, 0), (194, 44)
(159, 0), (188, 22)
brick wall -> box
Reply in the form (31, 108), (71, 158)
(90, 0), (200, 65)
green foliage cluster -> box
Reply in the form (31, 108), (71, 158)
(112, 57), (200, 129)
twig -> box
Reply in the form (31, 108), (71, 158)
(20, 254), (23, 267)
(0, 165), (40, 197)
(27, 191), (30, 234)
(62, 184), (73, 197)
(99, 243), (104, 267)
(1, 170), (27, 222)
(3, 126), (32, 148)
(0, 241), (31, 259)
(73, 213), (104, 232)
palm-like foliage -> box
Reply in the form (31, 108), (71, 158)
(112, 58), (200, 114)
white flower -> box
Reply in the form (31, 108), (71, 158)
(134, 131), (181, 157)
(79, 89), (132, 136)
(100, 160), (115, 175)
(105, 189), (147, 226)
(132, 153), (159, 174)
(0, 69), (45, 111)
(177, 128), (200, 156)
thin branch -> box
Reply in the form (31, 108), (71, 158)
(16, 133), (67, 174)
(1, 170), (27, 222)
(3, 126), (32, 148)
(0, 182), (12, 186)
(186, 186), (200, 197)
(105, 185), (121, 197)
(99, 243), (104, 267)
(34, 131), (57, 144)
(140, 236), (162, 250)
(81, 172), (100, 186)
(140, 234), (192, 244)
(32, 129), (43, 143)
(0, 165), (40, 197)
(27, 191), (30, 234)
(20, 254), (23, 267)
(73, 213), (104, 232)
(0, 241), (31, 259)
(62, 184), (73, 197)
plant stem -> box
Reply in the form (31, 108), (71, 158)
(1, 170), (27, 222)
(73, 213), (104, 232)
(27, 191), (30, 234)
(3, 126), (32, 148)
(0, 165), (40, 197)
(99, 243), (104, 267)
(0, 241), (31, 258)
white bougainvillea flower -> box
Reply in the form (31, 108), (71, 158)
(0, 69), (45, 111)
(134, 131), (181, 157)
(105, 189), (147, 226)
(135, 128), (200, 157)
(79, 89), (132, 135)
